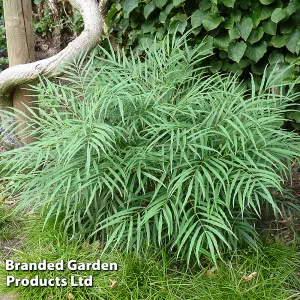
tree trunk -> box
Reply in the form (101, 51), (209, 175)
(3, 0), (36, 144)
(0, 0), (102, 101)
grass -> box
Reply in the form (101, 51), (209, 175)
(0, 201), (23, 241)
(0, 212), (299, 299)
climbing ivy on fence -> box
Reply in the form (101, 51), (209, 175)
(106, 0), (300, 97)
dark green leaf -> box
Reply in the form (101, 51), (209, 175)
(271, 8), (287, 24)
(170, 14), (187, 34)
(286, 29), (300, 54)
(232, 10), (241, 22)
(287, 0), (300, 15)
(220, 0), (236, 8)
(173, 0), (182, 6)
(159, 4), (174, 23)
(224, 16), (235, 30)
(237, 17), (253, 41)
(214, 34), (231, 50)
(251, 4), (273, 27)
(259, 0), (275, 4)
(124, 0), (138, 17)
(262, 20), (277, 35)
(141, 21), (156, 34)
(219, 51), (228, 59)
(209, 61), (222, 72)
(144, 2), (155, 19)
(280, 22), (295, 34)
(154, 0), (167, 9)
(238, 58), (251, 68)
(245, 41), (267, 62)
(228, 41), (247, 62)
(202, 14), (224, 31)
(200, 0), (212, 10)
(191, 10), (205, 28)
(228, 28), (240, 39)
(248, 27), (264, 44)
(268, 50), (284, 64)
(271, 35), (287, 48)
(285, 53), (298, 64)
(156, 27), (166, 40)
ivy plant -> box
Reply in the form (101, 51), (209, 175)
(106, 0), (300, 125)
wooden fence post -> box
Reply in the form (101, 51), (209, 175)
(3, 0), (36, 144)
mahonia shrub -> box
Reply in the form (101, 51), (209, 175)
(1, 35), (300, 263)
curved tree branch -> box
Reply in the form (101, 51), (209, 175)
(0, 0), (102, 104)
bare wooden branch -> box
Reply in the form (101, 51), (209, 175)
(0, 0), (102, 105)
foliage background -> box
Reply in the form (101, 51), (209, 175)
(106, 0), (300, 125)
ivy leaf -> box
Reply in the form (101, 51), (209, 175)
(214, 34), (231, 50)
(173, 0), (182, 6)
(224, 16), (235, 30)
(232, 10), (241, 22)
(228, 41), (247, 62)
(155, 27), (165, 40)
(248, 27), (264, 44)
(238, 58), (251, 68)
(191, 10), (205, 28)
(202, 14), (224, 31)
(209, 60), (222, 72)
(154, 0), (167, 9)
(124, 0), (139, 17)
(271, 8), (287, 24)
(236, 17), (253, 41)
(228, 28), (240, 40)
(144, 2), (155, 19)
(285, 53), (298, 64)
(159, 4), (174, 23)
(200, 0), (212, 10)
(286, 29), (300, 54)
(262, 20), (277, 35)
(287, 0), (300, 15)
(141, 21), (156, 34)
(220, 0), (236, 8)
(250, 4), (273, 27)
(268, 50), (284, 64)
(259, 0), (275, 4)
(245, 41), (267, 62)
(280, 22), (295, 34)
(170, 14), (187, 34)
(271, 35), (287, 48)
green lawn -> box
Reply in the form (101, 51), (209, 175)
(0, 207), (299, 300)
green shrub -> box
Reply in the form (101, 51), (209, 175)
(1, 35), (300, 264)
